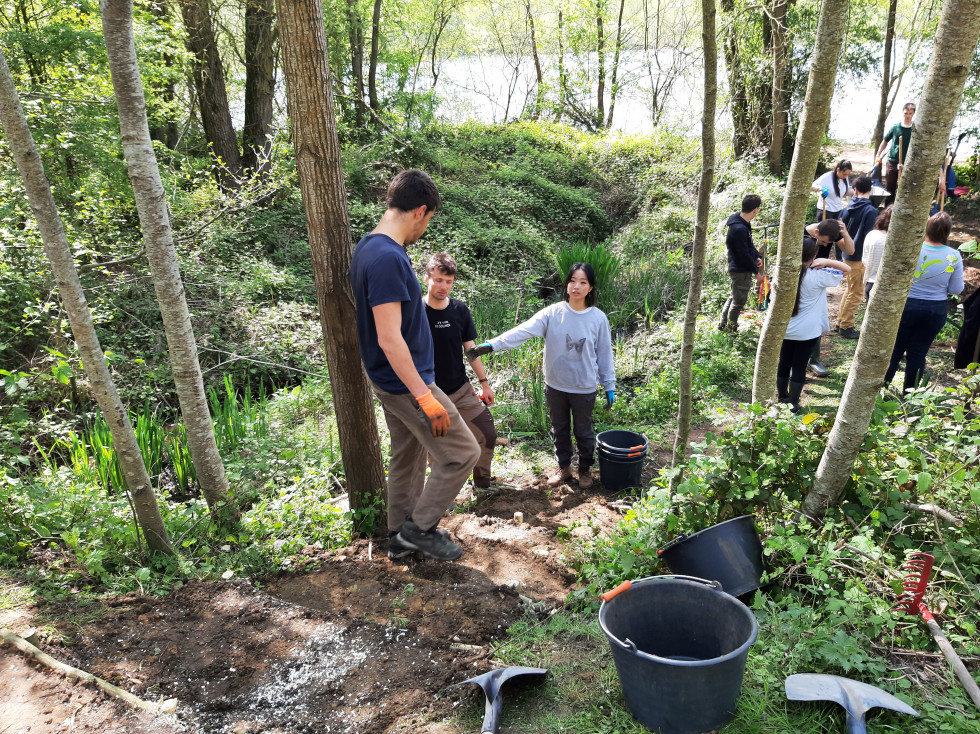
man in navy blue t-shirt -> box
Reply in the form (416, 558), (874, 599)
(349, 169), (479, 562)
(424, 253), (498, 489)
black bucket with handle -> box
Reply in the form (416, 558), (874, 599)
(657, 515), (766, 597)
(596, 429), (647, 490)
(599, 575), (758, 734)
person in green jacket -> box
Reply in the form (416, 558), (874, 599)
(875, 102), (916, 206)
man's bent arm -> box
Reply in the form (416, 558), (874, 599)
(374, 301), (430, 398)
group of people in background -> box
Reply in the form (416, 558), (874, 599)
(722, 101), (967, 413)
(351, 169), (615, 562)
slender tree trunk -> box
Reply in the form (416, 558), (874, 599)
(275, 0), (387, 527)
(752, 0), (850, 403)
(0, 49), (174, 556)
(347, 0), (366, 128)
(720, 0), (750, 156)
(147, 0), (179, 149)
(672, 0), (717, 479)
(101, 0), (238, 522)
(557, 9), (567, 121)
(804, 0), (980, 517)
(242, 0), (276, 174)
(368, 0), (382, 111)
(768, 0), (789, 175)
(178, 0), (242, 187)
(605, 0), (626, 129)
(596, 0), (605, 129)
(525, 0), (544, 120)
(872, 0), (898, 152)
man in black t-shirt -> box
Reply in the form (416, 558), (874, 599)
(424, 253), (498, 488)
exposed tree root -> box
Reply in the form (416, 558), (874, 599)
(0, 627), (178, 714)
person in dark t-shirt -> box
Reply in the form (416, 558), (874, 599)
(424, 253), (498, 488)
(350, 169), (479, 562)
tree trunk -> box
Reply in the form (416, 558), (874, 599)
(147, 0), (179, 149)
(525, 0), (544, 120)
(804, 0), (980, 517)
(275, 0), (387, 528)
(101, 0), (238, 523)
(751, 0), (850, 403)
(0, 49), (174, 556)
(596, 0), (605, 129)
(720, 0), (750, 156)
(768, 0), (789, 175)
(178, 0), (242, 187)
(557, 9), (567, 121)
(872, 0), (898, 152)
(347, 0), (366, 128)
(672, 0), (717, 478)
(242, 0), (276, 175)
(605, 0), (626, 129)
(368, 0), (382, 111)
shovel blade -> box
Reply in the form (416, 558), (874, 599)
(460, 666), (548, 733)
(786, 674), (918, 734)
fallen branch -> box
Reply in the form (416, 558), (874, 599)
(0, 628), (177, 714)
(902, 502), (963, 527)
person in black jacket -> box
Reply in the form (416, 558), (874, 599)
(718, 194), (763, 332)
(836, 176), (880, 339)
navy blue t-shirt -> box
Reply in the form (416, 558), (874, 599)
(425, 298), (478, 395)
(349, 233), (434, 393)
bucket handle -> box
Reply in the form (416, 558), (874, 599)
(600, 575), (722, 602)
(656, 534), (689, 556)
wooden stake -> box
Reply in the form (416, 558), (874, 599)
(1, 628), (178, 714)
(898, 137), (904, 184)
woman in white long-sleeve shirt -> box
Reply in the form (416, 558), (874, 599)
(861, 206), (891, 302)
(467, 263), (616, 489)
(811, 160), (853, 219)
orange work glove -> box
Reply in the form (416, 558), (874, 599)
(416, 390), (450, 436)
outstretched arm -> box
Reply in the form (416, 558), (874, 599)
(464, 339), (494, 405)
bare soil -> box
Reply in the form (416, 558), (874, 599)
(0, 475), (632, 734)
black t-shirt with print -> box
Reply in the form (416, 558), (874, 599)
(425, 298), (478, 395)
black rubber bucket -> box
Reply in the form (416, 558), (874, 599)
(657, 515), (766, 597)
(596, 429), (648, 456)
(597, 449), (646, 490)
(599, 575), (758, 734)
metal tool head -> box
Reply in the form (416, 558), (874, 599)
(458, 666), (548, 733)
(893, 552), (935, 615)
(785, 674), (918, 734)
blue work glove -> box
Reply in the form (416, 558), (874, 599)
(605, 390), (615, 409)
(820, 186), (830, 199)
(465, 342), (493, 361)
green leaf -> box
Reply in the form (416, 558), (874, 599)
(916, 472), (932, 492)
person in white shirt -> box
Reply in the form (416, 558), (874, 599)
(861, 206), (892, 302)
(811, 160), (853, 219)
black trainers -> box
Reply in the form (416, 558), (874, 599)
(839, 327), (860, 340)
(387, 532), (415, 560)
(396, 519), (463, 561)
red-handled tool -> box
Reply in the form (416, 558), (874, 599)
(894, 552), (980, 710)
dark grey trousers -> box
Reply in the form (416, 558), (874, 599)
(720, 271), (755, 330)
(545, 385), (597, 469)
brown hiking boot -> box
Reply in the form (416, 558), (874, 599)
(577, 467), (594, 489)
(546, 466), (573, 487)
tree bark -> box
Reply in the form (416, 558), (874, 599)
(368, 0), (382, 111)
(147, 0), (179, 149)
(557, 9), (568, 122)
(720, 0), (750, 156)
(347, 0), (366, 128)
(178, 0), (242, 187)
(605, 0), (626, 129)
(768, 0), (789, 175)
(872, 0), (897, 152)
(596, 0), (605, 129)
(101, 0), (238, 522)
(672, 0), (717, 478)
(275, 0), (387, 526)
(0, 48), (174, 556)
(804, 0), (980, 517)
(525, 0), (544, 120)
(242, 0), (276, 174)
(751, 0), (850, 403)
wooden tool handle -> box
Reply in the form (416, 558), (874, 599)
(923, 612), (980, 710)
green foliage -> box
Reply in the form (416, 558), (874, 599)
(555, 241), (620, 315)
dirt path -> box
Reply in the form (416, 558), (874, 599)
(0, 476), (632, 734)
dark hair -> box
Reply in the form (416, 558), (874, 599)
(741, 194), (762, 214)
(816, 219), (841, 239)
(833, 160), (852, 198)
(925, 211), (952, 245)
(426, 252), (457, 277)
(903, 102), (916, 111)
(874, 206), (893, 231)
(794, 238), (820, 317)
(562, 262), (598, 308)
(853, 175), (873, 194)
(387, 169), (441, 213)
